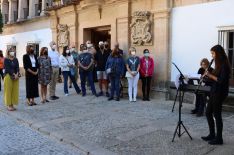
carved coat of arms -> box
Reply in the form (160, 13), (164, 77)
(130, 11), (152, 46)
(57, 24), (69, 47)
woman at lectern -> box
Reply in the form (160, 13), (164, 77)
(201, 45), (231, 145)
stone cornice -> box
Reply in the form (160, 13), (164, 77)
(152, 9), (171, 19)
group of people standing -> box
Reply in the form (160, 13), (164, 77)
(1, 40), (155, 110)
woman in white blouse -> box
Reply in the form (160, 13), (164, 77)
(59, 46), (81, 96)
(23, 45), (39, 106)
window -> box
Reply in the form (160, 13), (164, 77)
(218, 30), (234, 86)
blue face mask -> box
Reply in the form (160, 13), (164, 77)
(144, 53), (149, 57)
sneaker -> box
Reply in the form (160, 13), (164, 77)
(65, 94), (69, 96)
(106, 92), (110, 97)
(208, 138), (223, 145)
(129, 98), (133, 102)
(133, 98), (136, 102)
(98, 91), (103, 96)
(201, 135), (215, 141)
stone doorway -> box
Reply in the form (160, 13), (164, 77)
(83, 25), (111, 49)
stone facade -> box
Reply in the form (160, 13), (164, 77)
(0, 0), (220, 89)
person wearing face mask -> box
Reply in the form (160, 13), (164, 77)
(3, 48), (20, 111)
(104, 41), (112, 53)
(69, 45), (79, 88)
(23, 45), (39, 106)
(78, 44), (98, 97)
(48, 41), (60, 100)
(38, 47), (52, 103)
(126, 47), (140, 102)
(95, 41), (111, 97)
(59, 46), (81, 96)
(139, 49), (154, 101)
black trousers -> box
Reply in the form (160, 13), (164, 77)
(141, 76), (152, 99)
(206, 93), (226, 140)
(195, 93), (206, 113)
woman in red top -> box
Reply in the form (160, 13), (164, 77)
(0, 50), (5, 91)
(140, 49), (154, 101)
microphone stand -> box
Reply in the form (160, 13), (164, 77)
(171, 62), (192, 142)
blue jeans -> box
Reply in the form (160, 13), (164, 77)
(110, 76), (120, 97)
(62, 71), (81, 94)
(79, 71), (96, 95)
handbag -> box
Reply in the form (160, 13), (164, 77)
(66, 57), (76, 76)
(125, 71), (132, 78)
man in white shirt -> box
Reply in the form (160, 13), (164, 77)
(48, 41), (60, 100)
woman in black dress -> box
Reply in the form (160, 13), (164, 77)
(201, 45), (231, 145)
(23, 45), (39, 106)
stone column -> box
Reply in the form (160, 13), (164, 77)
(17, 0), (27, 21)
(8, 0), (17, 24)
(40, 0), (46, 16)
(28, 0), (36, 19)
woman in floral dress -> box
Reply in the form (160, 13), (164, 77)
(38, 47), (52, 103)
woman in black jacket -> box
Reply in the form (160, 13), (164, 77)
(201, 45), (231, 145)
(23, 45), (39, 106)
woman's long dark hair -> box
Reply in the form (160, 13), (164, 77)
(62, 46), (70, 57)
(210, 45), (231, 75)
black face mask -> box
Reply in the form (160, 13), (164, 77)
(30, 49), (34, 54)
(44, 50), (48, 56)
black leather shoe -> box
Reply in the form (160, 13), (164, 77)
(108, 97), (114, 101)
(201, 135), (215, 141)
(191, 109), (197, 114)
(208, 138), (223, 145)
(196, 113), (204, 117)
(116, 97), (120, 101)
(54, 96), (59, 99)
(50, 96), (56, 100)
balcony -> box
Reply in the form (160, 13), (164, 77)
(46, 0), (80, 11)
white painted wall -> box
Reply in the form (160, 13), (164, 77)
(0, 28), (52, 67)
(171, 0), (234, 81)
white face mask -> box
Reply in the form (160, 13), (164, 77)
(144, 53), (150, 57)
(10, 52), (15, 57)
(131, 51), (136, 56)
(52, 45), (57, 50)
(71, 48), (75, 52)
(66, 50), (70, 54)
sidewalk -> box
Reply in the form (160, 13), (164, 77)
(0, 77), (234, 155)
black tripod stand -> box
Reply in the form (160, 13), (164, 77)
(171, 89), (184, 112)
(171, 63), (193, 142)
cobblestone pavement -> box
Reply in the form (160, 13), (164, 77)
(1, 78), (234, 155)
(0, 113), (84, 155)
